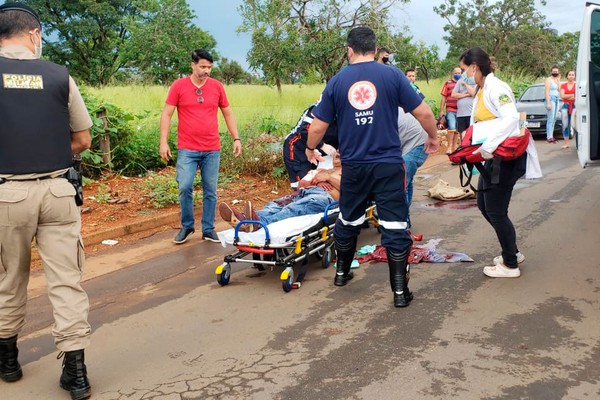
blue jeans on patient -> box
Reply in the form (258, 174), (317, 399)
(176, 149), (220, 233)
(257, 187), (333, 225)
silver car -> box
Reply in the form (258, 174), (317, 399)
(516, 83), (563, 137)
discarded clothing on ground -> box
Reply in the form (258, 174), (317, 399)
(356, 239), (474, 264)
(427, 179), (475, 201)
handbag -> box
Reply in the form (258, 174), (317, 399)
(448, 125), (530, 187)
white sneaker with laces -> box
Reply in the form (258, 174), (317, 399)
(493, 252), (525, 266)
(483, 263), (521, 278)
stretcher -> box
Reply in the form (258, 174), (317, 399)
(214, 203), (379, 292)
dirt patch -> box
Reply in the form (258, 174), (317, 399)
(81, 167), (285, 237)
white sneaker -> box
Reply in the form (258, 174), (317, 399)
(493, 252), (525, 266)
(483, 263), (521, 278)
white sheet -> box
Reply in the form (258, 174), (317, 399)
(217, 213), (325, 247)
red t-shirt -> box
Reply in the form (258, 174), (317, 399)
(560, 82), (575, 113)
(165, 76), (229, 151)
(441, 79), (458, 113)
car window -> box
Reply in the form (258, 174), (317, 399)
(519, 86), (545, 101)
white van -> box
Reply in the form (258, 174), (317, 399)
(576, 2), (600, 167)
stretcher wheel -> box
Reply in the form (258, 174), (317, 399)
(281, 268), (294, 293)
(216, 263), (231, 286)
(321, 245), (333, 268)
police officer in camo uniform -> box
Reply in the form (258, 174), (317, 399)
(0, 3), (93, 399)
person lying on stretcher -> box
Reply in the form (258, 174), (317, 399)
(219, 153), (341, 232)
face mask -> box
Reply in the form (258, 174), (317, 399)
(461, 67), (476, 85)
(382, 56), (389, 64)
(30, 31), (42, 58)
(551, 72), (559, 77)
(453, 73), (462, 80)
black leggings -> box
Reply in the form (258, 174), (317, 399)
(476, 154), (527, 268)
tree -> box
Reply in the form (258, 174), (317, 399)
(238, 0), (408, 90)
(433, 0), (557, 73)
(124, 0), (217, 84)
(25, 0), (136, 85)
(212, 58), (252, 84)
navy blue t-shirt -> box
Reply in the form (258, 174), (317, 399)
(312, 61), (422, 163)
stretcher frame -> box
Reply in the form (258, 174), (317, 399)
(215, 203), (379, 292)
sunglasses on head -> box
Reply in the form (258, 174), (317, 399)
(195, 88), (203, 103)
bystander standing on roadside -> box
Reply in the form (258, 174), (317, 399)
(560, 70), (576, 149)
(440, 67), (462, 154)
(0, 3), (93, 399)
(544, 65), (561, 143)
(376, 47), (391, 64)
(405, 68), (425, 100)
(451, 73), (477, 139)
(159, 49), (242, 244)
(306, 26), (439, 308)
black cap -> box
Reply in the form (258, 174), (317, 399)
(0, 2), (41, 25)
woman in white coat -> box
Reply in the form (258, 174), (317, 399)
(459, 47), (541, 278)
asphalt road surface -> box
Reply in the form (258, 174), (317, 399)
(4, 139), (600, 400)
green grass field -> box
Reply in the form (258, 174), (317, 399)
(89, 80), (445, 133)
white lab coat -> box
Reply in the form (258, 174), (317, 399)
(470, 73), (542, 179)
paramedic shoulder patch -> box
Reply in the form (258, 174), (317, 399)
(498, 93), (512, 105)
(3, 73), (44, 89)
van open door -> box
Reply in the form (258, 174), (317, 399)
(576, 2), (600, 167)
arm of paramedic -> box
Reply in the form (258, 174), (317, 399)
(306, 117), (328, 164)
(221, 106), (242, 157)
(410, 102), (440, 154)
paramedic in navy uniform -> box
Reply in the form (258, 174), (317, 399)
(0, 3), (93, 399)
(306, 26), (439, 308)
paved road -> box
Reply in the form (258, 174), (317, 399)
(4, 140), (600, 400)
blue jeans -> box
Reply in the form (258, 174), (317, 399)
(561, 103), (574, 139)
(257, 187), (333, 225)
(176, 149), (220, 233)
(545, 96), (559, 139)
(403, 144), (428, 208)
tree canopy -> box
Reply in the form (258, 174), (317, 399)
(238, 0), (411, 90)
(433, 0), (577, 75)
(25, 0), (216, 85)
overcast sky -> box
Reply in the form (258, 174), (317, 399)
(191, 0), (588, 71)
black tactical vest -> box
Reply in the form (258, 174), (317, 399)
(0, 57), (72, 174)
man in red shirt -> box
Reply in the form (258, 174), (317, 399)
(439, 67), (462, 154)
(159, 49), (242, 243)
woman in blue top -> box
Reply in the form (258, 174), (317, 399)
(544, 66), (561, 143)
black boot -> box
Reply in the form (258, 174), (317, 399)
(334, 237), (357, 286)
(59, 350), (91, 400)
(387, 248), (413, 308)
(0, 335), (22, 382)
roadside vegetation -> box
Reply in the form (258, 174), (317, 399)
(35, 0), (570, 207)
